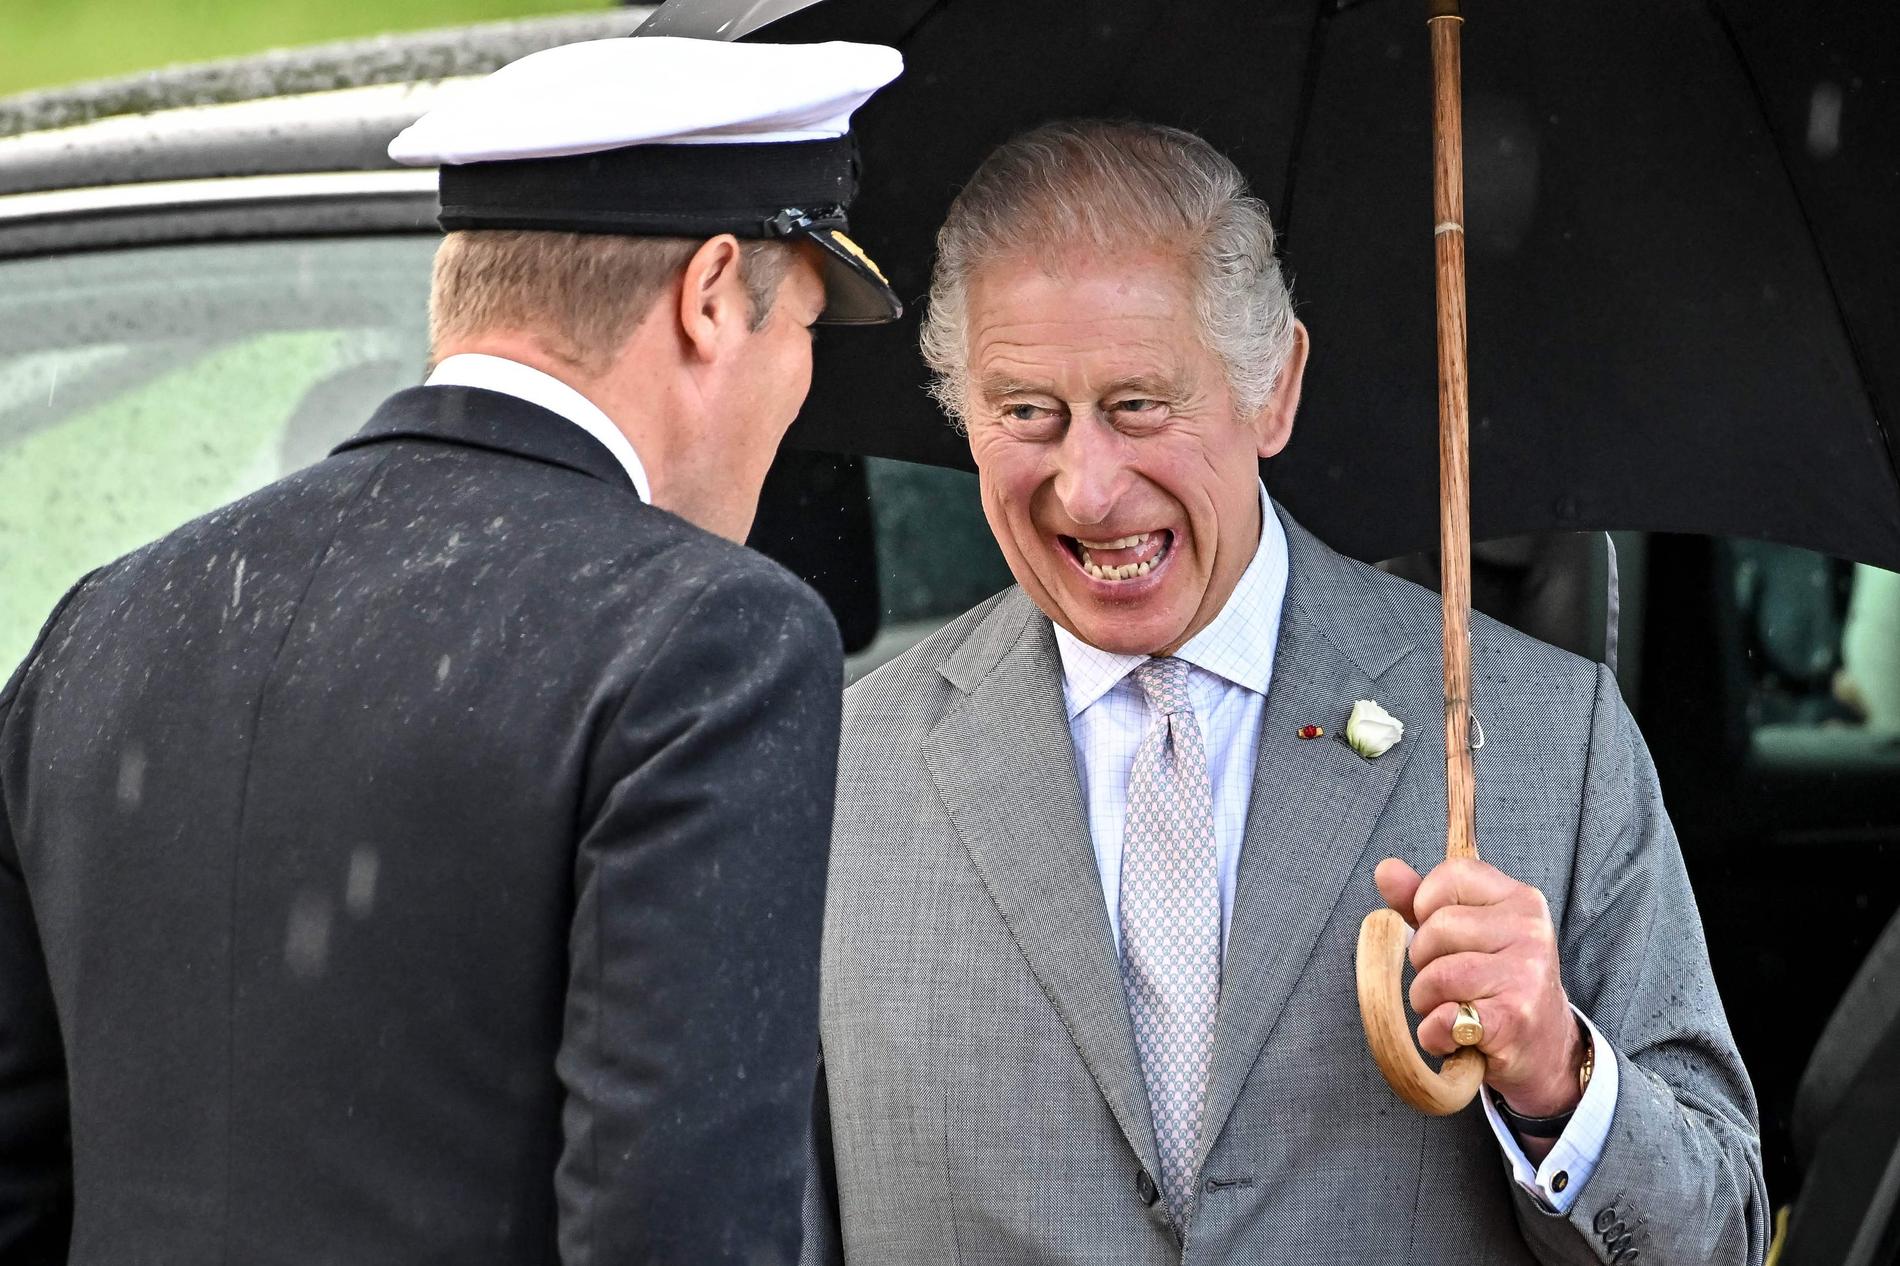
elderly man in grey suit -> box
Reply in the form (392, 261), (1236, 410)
(804, 120), (1766, 1265)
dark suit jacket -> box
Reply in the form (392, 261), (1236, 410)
(0, 385), (842, 1265)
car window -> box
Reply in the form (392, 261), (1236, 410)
(1840, 563), (1900, 733)
(0, 236), (434, 668)
(847, 458), (1012, 681)
(1731, 541), (1900, 743)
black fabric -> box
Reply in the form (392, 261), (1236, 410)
(0, 582), (88, 1264)
(438, 136), (858, 238)
(435, 138), (900, 323)
(332, 383), (636, 488)
(746, 451), (881, 653)
(1780, 1014), (1900, 1264)
(1795, 904), (1900, 1169)
(0, 386), (842, 1265)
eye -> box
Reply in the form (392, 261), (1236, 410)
(994, 401), (1064, 438)
(1113, 398), (1160, 413)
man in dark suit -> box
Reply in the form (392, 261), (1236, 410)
(0, 36), (903, 1265)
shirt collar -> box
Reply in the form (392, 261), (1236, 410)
(424, 353), (652, 503)
(1053, 482), (1289, 719)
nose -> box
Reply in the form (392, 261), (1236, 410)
(1051, 412), (1131, 528)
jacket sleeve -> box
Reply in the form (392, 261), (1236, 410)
(1512, 664), (1769, 1265)
(0, 580), (94, 1264)
(554, 560), (843, 1266)
(798, 1056), (845, 1266)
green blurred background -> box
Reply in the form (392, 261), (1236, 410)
(2, 0), (615, 97)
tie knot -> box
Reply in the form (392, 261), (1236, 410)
(1133, 656), (1193, 716)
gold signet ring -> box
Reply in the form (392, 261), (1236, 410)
(1451, 1002), (1485, 1048)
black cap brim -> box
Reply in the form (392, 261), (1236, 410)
(806, 226), (903, 325)
(435, 136), (900, 324)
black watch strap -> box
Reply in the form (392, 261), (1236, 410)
(1488, 1088), (1574, 1139)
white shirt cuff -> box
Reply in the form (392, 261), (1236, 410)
(1480, 1007), (1620, 1215)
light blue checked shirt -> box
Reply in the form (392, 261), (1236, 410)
(1052, 482), (1618, 1214)
(1054, 482), (1286, 958)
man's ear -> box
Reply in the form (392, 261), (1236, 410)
(1252, 318), (1310, 460)
(677, 234), (749, 363)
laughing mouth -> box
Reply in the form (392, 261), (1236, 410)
(1063, 530), (1173, 581)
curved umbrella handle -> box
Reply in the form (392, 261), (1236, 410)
(1356, 907), (1484, 1114)
(1353, 0), (1486, 1120)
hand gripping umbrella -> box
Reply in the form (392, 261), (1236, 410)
(1353, 0), (1487, 1115)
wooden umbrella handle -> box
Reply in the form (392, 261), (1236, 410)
(1358, 910), (1486, 1113)
(1430, 0), (1478, 860)
(1355, 0), (1485, 1116)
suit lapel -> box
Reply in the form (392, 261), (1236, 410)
(1193, 510), (1419, 1176)
(923, 594), (1163, 1181)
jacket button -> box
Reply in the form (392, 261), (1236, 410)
(1594, 1205), (1621, 1233)
(1137, 1171), (1159, 1206)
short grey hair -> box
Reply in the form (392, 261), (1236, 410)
(919, 120), (1297, 428)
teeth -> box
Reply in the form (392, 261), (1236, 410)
(1072, 530), (1169, 581)
(1080, 554), (1159, 581)
(1076, 533), (1149, 551)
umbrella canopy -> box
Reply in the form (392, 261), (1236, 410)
(763, 0), (1900, 570)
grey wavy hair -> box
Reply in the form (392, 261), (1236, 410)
(919, 120), (1297, 428)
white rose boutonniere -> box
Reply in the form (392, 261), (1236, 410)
(1345, 699), (1404, 759)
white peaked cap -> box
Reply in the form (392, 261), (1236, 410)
(389, 37), (904, 167)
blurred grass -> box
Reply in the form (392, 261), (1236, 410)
(1, 0), (617, 97)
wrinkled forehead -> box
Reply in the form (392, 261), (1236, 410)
(963, 249), (1206, 391)
(963, 234), (1190, 292)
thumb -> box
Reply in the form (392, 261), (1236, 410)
(1374, 857), (1424, 929)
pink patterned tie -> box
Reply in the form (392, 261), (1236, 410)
(1119, 656), (1222, 1228)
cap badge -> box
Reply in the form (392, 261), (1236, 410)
(823, 229), (891, 285)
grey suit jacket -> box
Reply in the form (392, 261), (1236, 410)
(806, 506), (1767, 1265)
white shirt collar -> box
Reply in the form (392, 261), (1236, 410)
(424, 353), (652, 503)
(1053, 482), (1289, 719)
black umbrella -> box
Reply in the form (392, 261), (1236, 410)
(759, 0), (1900, 572)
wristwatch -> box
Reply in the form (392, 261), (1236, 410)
(1490, 1018), (1595, 1140)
